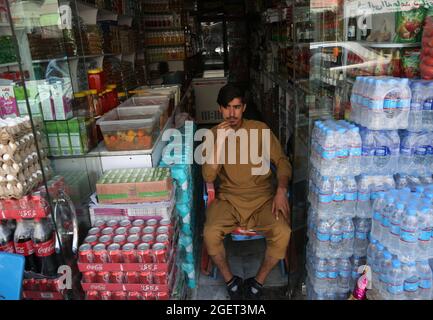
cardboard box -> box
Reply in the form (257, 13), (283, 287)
(51, 80), (73, 120)
(45, 121), (60, 156)
(56, 120), (72, 156)
(0, 85), (18, 117)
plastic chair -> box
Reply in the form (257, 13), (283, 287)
(0, 252), (25, 300)
(201, 182), (289, 279)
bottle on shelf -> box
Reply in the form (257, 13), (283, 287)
(348, 17), (357, 41)
(360, 16), (371, 41)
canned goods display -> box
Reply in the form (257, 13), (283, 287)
(127, 234), (140, 246)
(152, 243), (167, 263)
(95, 271), (110, 283)
(99, 235), (112, 245)
(113, 235), (127, 247)
(159, 218), (171, 226)
(78, 243), (94, 263)
(137, 242), (153, 263)
(127, 291), (142, 300)
(138, 270), (153, 284)
(120, 219), (132, 229)
(88, 227), (101, 236)
(115, 227), (127, 235)
(142, 226), (155, 235)
(84, 235), (98, 246)
(156, 226), (169, 235)
(128, 226), (141, 235)
(156, 234), (170, 247)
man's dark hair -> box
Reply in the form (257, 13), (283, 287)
(217, 84), (245, 107)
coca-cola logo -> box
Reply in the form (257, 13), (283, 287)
(90, 284), (106, 290)
(86, 264), (104, 271)
(14, 240), (34, 256)
(0, 241), (15, 253)
(141, 285), (159, 291)
(34, 239), (55, 257)
(139, 264), (158, 271)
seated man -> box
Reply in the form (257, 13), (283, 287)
(202, 84), (292, 299)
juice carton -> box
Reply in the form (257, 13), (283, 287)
(56, 120), (72, 156)
(51, 80), (73, 120)
(0, 85), (19, 117)
(38, 81), (55, 121)
(67, 117), (85, 155)
(14, 81), (41, 116)
(45, 121), (61, 156)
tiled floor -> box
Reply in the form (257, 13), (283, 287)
(192, 237), (305, 300)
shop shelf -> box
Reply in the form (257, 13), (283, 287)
(358, 41), (421, 48)
(0, 62), (19, 68)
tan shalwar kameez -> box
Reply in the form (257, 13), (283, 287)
(202, 119), (292, 259)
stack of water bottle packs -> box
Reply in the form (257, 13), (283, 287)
(408, 80), (433, 132)
(368, 186), (433, 300)
(350, 76), (411, 130)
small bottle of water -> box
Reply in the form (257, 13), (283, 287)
(416, 260), (432, 300)
(387, 259), (405, 300)
(403, 261), (420, 300)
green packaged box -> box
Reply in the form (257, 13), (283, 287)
(45, 121), (60, 156)
(67, 117), (86, 155)
(14, 82), (41, 116)
(56, 120), (72, 156)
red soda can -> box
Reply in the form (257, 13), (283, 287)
(101, 227), (114, 236)
(115, 227), (127, 236)
(82, 271), (97, 283)
(107, 243), (123, 263)
(94, 219), (106, 229)
(84, 235), (98, 246)
(132, 219), (145, 228)
(110, 271), (124, 284)
(159, 218), (171, 226)
(78, 243), (94, 263)
(96, 271), (110, 283)
(113, 235), (127, 247)
(128, 226), (141, 235)
(93, 243), (109, 263)
(142, 292), (155, 300)
(48, 278), (59, 291)
(100, 290), (112, 300)
(157, 292), (169, 300)
(138, 270), (153, 284)
(146, 219), (158, 227)
(152, 243), (167, 263)
(127, 291), (142, 300)
(119, 219), (132, 229)
(18, 195), (29, 210)
(125, 271), (139, 284)
(142, 226), (155, 236)
(88, 227), (101, 236)
(156, 234), (170, 248)
(137, 242), (153, 263)
(85, 290), (100, 300)
(127, 234), (140, 246)
(99, 235), (112, 245)
(153, 271), (167, 284)
(141, 234), (155, 247)
(112, 291), (127, 300)
(106, 219), (119, 228)
(156, 226), (169, 235)
(122, 243), (137, 263)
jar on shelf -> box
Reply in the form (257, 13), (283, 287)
(73, 91), (88, 117)
(88, 89), (103, 116)
(88, 68), (105, 92)
(107, 84), (119, 108)
(99, 91), (109, 114)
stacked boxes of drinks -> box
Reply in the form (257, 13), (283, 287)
(77, 217), (179, 300)
(159, 121), (197, 288)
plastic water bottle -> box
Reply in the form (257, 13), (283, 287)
(367, 238), (378, 267)
(328, 258), (339, 292)
(372, 243), (385, 287)
(389, 202), (405, 256)
(387, 259), (405, 300)
(354, 218), (370, 257)
(333, 177), (345, 205)
(313, 258), (329, 292)
(341, 217), (354, 257)
(403, 261), (420, 300)
(357, 175), (371, 218)
(315, 220), (331, 258)
(399, 207), (419, 263)
(318, 176), (333, 213)
(338, 258), (351, 293)
(371, 192), (386, 240)
(380, 196), (395, 246)
(416, 260), (432, 300)
(329, 220), (343, 258)
(417, 206), (432, 260)
(395, 174), (409, 189)
(378, 251), (393, 298)
(345, 176), (358, 215)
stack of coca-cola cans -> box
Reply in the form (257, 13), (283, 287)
(78, 218), (176, 300)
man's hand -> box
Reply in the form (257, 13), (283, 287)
(272, 188), (290, 224)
